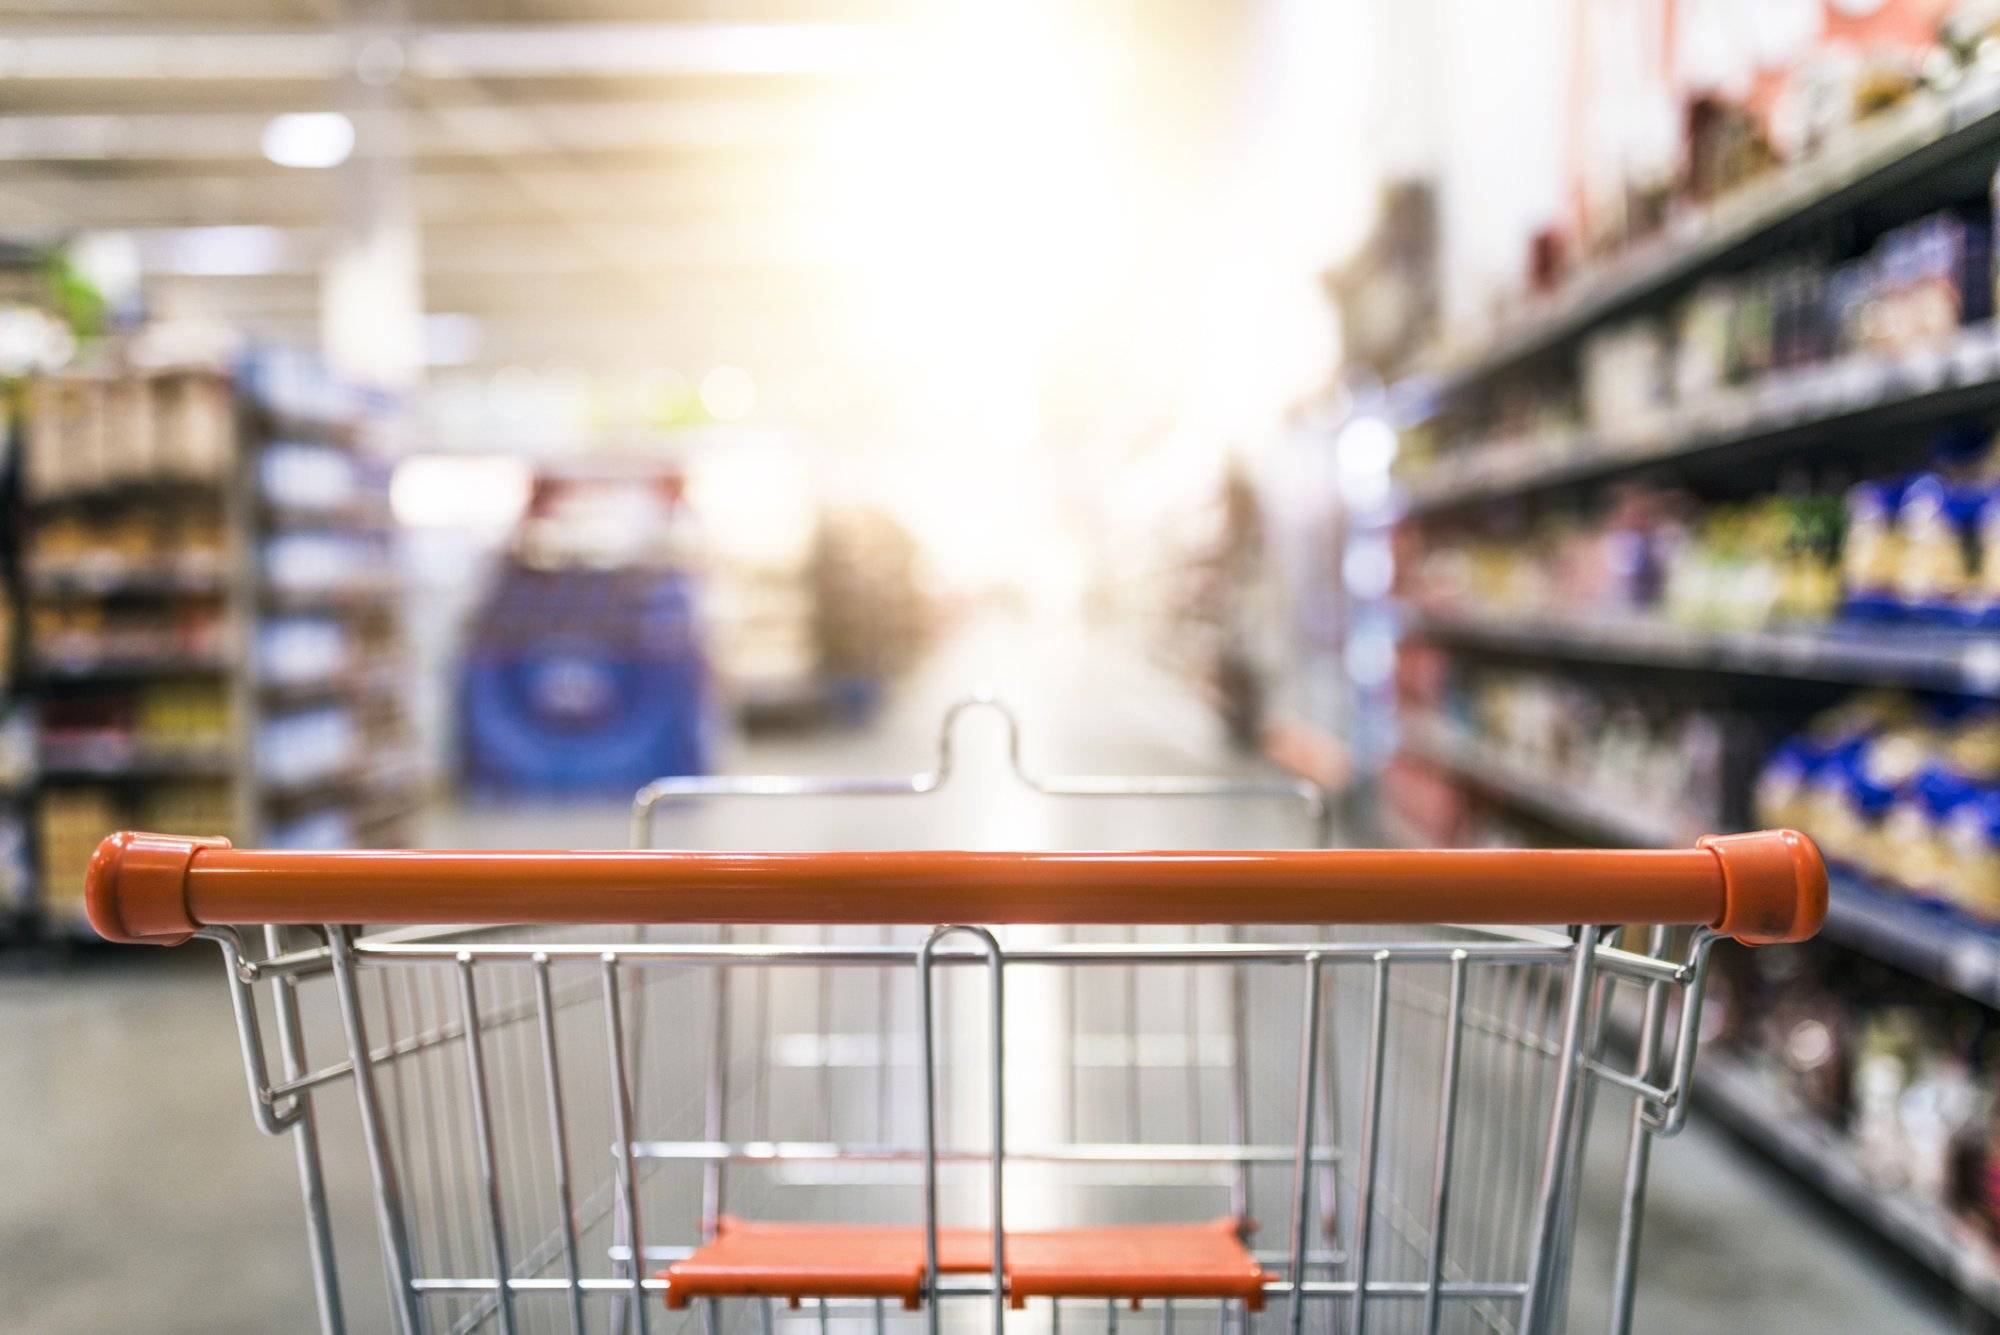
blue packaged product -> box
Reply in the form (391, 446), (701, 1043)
(1800, 736), (1892, 871)
(1943, 787), (2000, 917)
(1898, 765), (1983, 904)
(1841, 480), (1908, 619)
(1893, 474), (1972, 621)
(1972, 487), (2000, 628)
(1754, 738), (1824, 828)
(1847, 763), (1900, 821)
(1917, 764), (1979, 818)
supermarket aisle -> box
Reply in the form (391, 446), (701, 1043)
(0, 621), (1960, 1333)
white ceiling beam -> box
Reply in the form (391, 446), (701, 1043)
(12, 217), (870, 272)
(413, 23), (902, 79)
(144, 268), (857, 310)
(250, 218), (847, 263)
(0, 97), (841, 161)
(0, 160), (835, 228)
(0, 24), (904, 81)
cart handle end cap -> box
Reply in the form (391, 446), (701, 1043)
(1698, 829), (1827, 944)
(86, 831), (232, 946)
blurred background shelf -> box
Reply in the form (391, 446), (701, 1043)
(13, 351), (417, 940)
(30, 654), (233, 681)
(259, 582), (399, 616)
(1692, 1049), (2000, 1315)
(1396, 713), (1697, 846)
(38, 744), (234, 781)
(1415, 76), (2000, 402)
(24, 568), (228, 599)
(1822, 870), (2000, 1010)
(1399, 713), (2000, 1012)
(1406, 325), (2000, 514)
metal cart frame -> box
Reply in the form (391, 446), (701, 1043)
(84, 701), (1825, 1335)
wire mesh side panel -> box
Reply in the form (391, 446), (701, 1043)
(1310, 954), (1571, 1335)
(1303, 929), (1702, 1335)
(272, 929), (675, 1335)
(277, 924), (1687, 1335)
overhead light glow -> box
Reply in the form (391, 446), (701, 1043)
(422, 313), (484, 367)
(390, 454), (533, 530)
(699, 365), (757, 421)
(261, 111), (354, 169)
(68, 231), (141, 304)
(143, 224), (289, 276)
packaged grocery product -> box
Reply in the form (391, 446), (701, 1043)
(1762, 691), (2000, 918)
(1775, 494), (1846, 623)
(1898, 213), (1993, 345)
(1672, 281), (1733, 401)
(1972, 488), (2000, 625)
(1842, 480), (1908, 615)
(1945, 705), (2000, 778)
(1885, 765), (1976, 903)
(1755, 739), (1824, 830)
(1773, 263), (1834, 369)
(1854, 1016), (1918, 1188)
(1894, 474), (1973, 613)
(1827, 257), (1878, 357)
(1579, 321), (1669, 433)
(1775, 996), (1848, 1122)
(1846, 763), (1905, 883)
(153, 372), (235, 481)
(101, 376), (156, 482)
(1902, 1054), (1983, 1203)
(1943, 789), (2000, 918)
(1788, 694), (1910, 868)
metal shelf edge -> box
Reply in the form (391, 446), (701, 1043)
(1406, 610), (2000, 698)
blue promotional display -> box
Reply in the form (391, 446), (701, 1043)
(461, 471), (712, 793)
(463, 567), (710, 792)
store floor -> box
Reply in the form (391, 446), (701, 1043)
(0, 621), (1966, 1333)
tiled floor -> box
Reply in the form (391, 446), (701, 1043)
(0, 622), (1963, 1332)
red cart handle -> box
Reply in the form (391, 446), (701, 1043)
(84, 828), (1826, 948)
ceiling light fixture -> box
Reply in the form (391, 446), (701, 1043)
(261, 111), (354, 169)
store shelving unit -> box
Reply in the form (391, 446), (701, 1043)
(1406, 322), (2000, 515)
(1412, 73), (2000, 403)
(17, 354), (416, 937)
(238, 381), (418, 853)
(1694, 1049), (2000, 1312)
(1820, 871), (2000, 1010)
(1384, 57), (2000, 1308)
(1397, 713), (1702, 847)
(0, 402), (32, 941)
(1395, 717), (2000, 1307)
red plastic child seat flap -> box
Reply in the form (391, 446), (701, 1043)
(1007, 1218), (1266, 1310)
(662, 1218), (990, 1310)
(661, 1216), (1265, 1312)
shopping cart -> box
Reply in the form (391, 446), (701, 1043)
(85, 699), (1826, 1335)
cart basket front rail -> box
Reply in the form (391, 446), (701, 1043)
(87, 828), (1825, 946)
